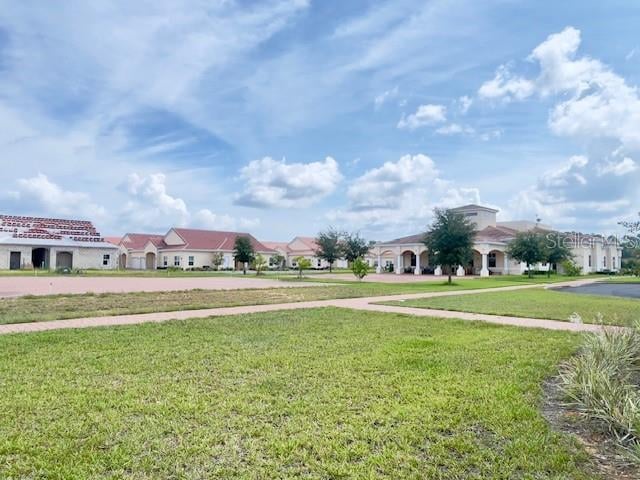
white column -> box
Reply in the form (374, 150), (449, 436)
(456, 265), (465, 276)
(434, 265), (442, 276)
(480, 252), (489, 277)
(376, 254), (382, 274)
(503, 253), (509, 275)
(414, 252), (421, 275)
(395, 255), (402, 274)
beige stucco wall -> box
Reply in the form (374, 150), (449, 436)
(0, 245), (117, 270)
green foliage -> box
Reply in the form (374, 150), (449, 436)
(560, 319), (640, 462)
(233, 236), (255, 274)
(211, 252), (224, 270)
(620, 212), (640, 234)
(294, 256), (312, 279)
(253, 253), (267, 276)
(351, 257), (370, 281)
(542, 235), (573, 277)
(507, 231), (546, 278)
(561, 259), (582, 276)
(341, 232), (371, 263)
(270, 253), (286, 270)
(424, 208), (475, 284)
(314, 227), (342, 272)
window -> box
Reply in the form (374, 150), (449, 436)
(488, 252), (496, 268)
(102, 254), (110, 266)
(465, 212), (478, 217)
(188, 256), (194, 266)
(174, 256), (181, 266)
(317, 259), (322, 267)
(588, 255), (592, 267)
(163, 256), (168, 267)
(604, 256), (607, 268)
(613, 256), (616, 269)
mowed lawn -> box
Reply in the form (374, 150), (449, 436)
(0, 308), (594, 479)
(382, 288), (640, 326)
(0, 277), (556, 325)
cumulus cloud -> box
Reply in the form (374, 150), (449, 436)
(329, 154), (481, 236)
(509, 154), (640, 230)
(458, 95), (473, 114)
(125, 173), (190, 226)
(397, 104), (447, 130)
(234, 156), (342, 208)
(193, 209), (260, 231)
(478, 65), (535, 101)
(479, 26), (640, 149)
(6, 174), (106, 220)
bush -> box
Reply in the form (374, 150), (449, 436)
(560, 319), (640, 461)
(351, 257), (369, 281)
(561, 259), (582, 276)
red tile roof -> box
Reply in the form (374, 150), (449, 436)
(104, 236), (123, 246)
(0, 214), (106, 243)
(121, 233), (166, 250)
(289, 236), (320, 252)
(170, 228), (276, 253)
(262, 241), (291, 253)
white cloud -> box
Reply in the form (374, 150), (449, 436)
(397, 104), (447, 130)
(478, 65), (535, 101)
(597, 157), (637, 176)
(480, 26), (640, 149)
(6, 174), (106, 220)
(374, 86), (399, 109)
(235, 156), (343, 208)
(193, 209), (260, 232)
(125, 173), (190, 226)
(458, 95), (473, 114)
(329, 154), (481, 236)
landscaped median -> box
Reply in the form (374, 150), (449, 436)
(378, 286), (640, 326)
(0, 276), (579, 325)
(0, 308), (597, 478)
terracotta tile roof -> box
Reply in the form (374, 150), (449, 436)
(289, 236), (320, 252)
(474, 226), (519, 243)
(262, 241), (291, 253)
(171, 228), (276, 253)
(380, 233), (426, 245)
(104, 236), (123, 246)
(0, 214), (106, 243)
(121, 233), (166, 250)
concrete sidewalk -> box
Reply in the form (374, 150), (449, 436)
(0, 279), (607, 335)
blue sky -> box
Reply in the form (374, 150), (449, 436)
(1, 0), (639, 241)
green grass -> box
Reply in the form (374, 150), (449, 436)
(0, 277), (583, 325)
(0, 308), (596, 478)
(382, 288), (640, 326)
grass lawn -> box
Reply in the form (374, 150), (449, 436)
(0, 308), (595, 478)
(382, 288), (640, 326)
(0, 277), (582, 325)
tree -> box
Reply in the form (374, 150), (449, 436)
(253, 253), (267, 276)
(424, 208), (475, 285)
(270, 253), (286, 270)
(619, 212), (640, 234)
(211, 252), (224, 271)
(507, 231), (546, 278)
(315, 227), (342, 272)
(294, 256), (311, 279)
(233, 236), (255, 275)
(542, 234), (573, 277)
(351, 257), (370, 281)
(341, 232), (371, 264)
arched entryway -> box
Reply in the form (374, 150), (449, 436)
(401, 250), (416, 274)
(119, 253), (127, 269)
(56, 251), (73, 269)
(31, 247), (50, 269)
(145, 252), (156, 270)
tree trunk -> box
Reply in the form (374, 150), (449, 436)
(547, 266), (551, 278)
(329, 261), (332, 273)
(527, 263), (533, 279)
(243, 262), (247, 275)
(448, 271), (452, 285)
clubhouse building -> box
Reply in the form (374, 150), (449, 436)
(370, 204), (623, 276)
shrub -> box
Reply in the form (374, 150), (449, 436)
(351, 257), (369, 281)
(561, 259), (582, 276)
(560, 319), (640, 461)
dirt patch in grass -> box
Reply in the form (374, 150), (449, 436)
(542, 376), (640, 480)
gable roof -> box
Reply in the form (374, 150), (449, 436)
(379, 233), (426, 245)
(121, 233), (167, 250)
(288, 236), (320, 252)
(262, 241), (291, 253)
(169, 228), (275, 253)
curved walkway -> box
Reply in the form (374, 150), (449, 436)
(0, 279), (607, 335)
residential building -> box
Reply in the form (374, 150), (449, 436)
(263, 236), (349, 269)
(370, 204), (623, 276)
(0, 214), (118, 270)
(114, 228), (276, 270)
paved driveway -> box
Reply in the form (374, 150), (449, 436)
(0, 276), (316, 298)
(315, 273), (481, 283)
